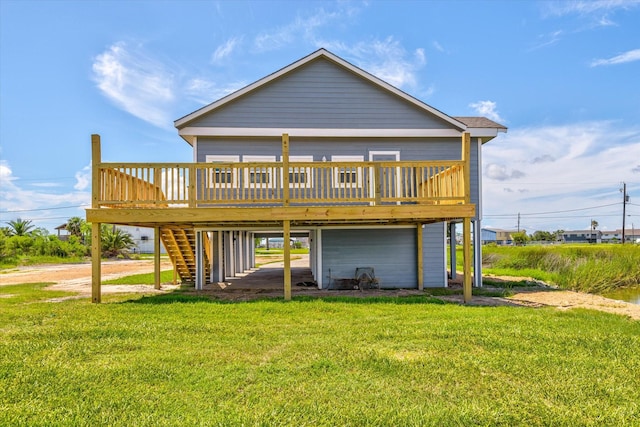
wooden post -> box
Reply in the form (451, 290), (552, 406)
(91, 134), (102, 303)
(282, 133), (290, 206)
(417, 224), (424, 291)
(91, 222), (101, 303)
(154, 226), (161, 290)
(463, 217), (472, 303)
(462, 132), (471, 204)
(283, 220), (291, 301)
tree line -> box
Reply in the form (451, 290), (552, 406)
(0, 217), (135, 265)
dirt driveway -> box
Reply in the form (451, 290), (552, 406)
(1, 260), (639, 320)
(0, 260), (176, 295)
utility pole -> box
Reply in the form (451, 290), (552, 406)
(621, 182), (628, 244)
(517, 212), (520, 233)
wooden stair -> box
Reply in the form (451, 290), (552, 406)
(160, 226), (211, 284)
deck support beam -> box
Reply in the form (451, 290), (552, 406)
(90, 134), (102, 303)
(463, 217), (472, 303)
(91, 222), (101, 303)
(283, 220), (291, 301)
(154, 226), (161, 290)
(449, 222), (457, 280)
(417, 224), (424, 291)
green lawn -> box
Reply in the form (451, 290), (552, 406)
(1, 284), (639, 426)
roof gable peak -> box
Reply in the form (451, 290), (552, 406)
(175, 48), (466, 130)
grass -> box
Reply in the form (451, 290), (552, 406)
(103, 270), (176, 285)
(1, 284), (639, 425)
(456, 244), (640, 294)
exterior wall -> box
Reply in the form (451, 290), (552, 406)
(422, 222), (447, 288)
(188, 58), (452, 130)
(322, 228), (417, 289)
(196, 136), (481, 210)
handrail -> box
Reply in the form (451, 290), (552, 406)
(95, 160), (467, 208)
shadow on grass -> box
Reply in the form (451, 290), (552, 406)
(121, 290), (449, 306)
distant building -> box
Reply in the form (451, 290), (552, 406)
(116, 226), (167, 254)
(601, 229), (640, 243)
(481, 228), (497, 244)
(562, 230), (601, 244)
(54, 224), (70, 241)
(484, 228), (518, 245)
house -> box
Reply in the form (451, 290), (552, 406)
(601, 229), (640, 243)
(86, 49), (506, 303)
(562, 230), (601, 244)
(54, 224), (70, 241)
(484, 228), (517, 245)
(116, 226), (167, 254)
(481, 228), (497, 244)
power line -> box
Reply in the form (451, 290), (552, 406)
(0, 205), (87, 213)
(484, 202), (621, 217)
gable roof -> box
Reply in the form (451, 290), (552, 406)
(175, 49), (506, 141)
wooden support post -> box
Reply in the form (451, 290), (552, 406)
(91, 222), (101, 303)
(283, 220), (291, 301)
(154, 226), (161, 290)
(282, 133), (290, 206)
(449, 222), (457, 280)
(462, 132), (471, 204)
(463, 217), (472, 303)
(91, 134), (102, 303)
(417, 224), (424, 291)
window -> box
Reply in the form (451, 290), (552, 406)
(331, 155), (364, 188)
(283, 155), (313, 188)
(243, 156), (276, 189)
(205, 155), (239, 188)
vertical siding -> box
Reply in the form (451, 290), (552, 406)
(322, 228), (417, 289)
(188, 58), (453, 130)
(422, 222), (447, 288)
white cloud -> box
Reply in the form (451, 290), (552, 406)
(184, 78), (247, 105)
(74, 164), (91, 191)
(470, 100), (505, 123)
(0, 161), (91, 230)
(590, 48), (640, 66)
(545, 0), (640, 17)
(432, 41), (445, 53)
(92, 42), (175, 128)
(212, 37), (241, 63)
(482, 121), (640, 231)
(253, 7), (345, 52)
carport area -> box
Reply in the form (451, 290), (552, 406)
(197, 254), (318, 298)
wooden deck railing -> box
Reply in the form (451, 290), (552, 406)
(95, 160), (468, 208)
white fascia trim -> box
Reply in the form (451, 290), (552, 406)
(179, 127), (463, 138)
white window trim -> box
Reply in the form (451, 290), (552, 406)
(243, 155), (276, 189)
(368, 151), (401, 204)
(205, 155), (239, 188)
(331, 155), (364, 189)
(281, 155), (314, 188)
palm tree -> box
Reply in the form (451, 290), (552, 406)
(66, 217), (87, 243)
(6, 218), (35, 236)
(591, 219), (599, 231)
(101, 225), (135, 258)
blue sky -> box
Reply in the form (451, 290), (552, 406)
(1, 0), (639, 234)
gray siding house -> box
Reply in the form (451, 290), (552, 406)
(87, 49), (506, 302)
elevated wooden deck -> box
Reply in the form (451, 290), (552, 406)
(87, 133), (475, 303)
(87, 135), (474, 227)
